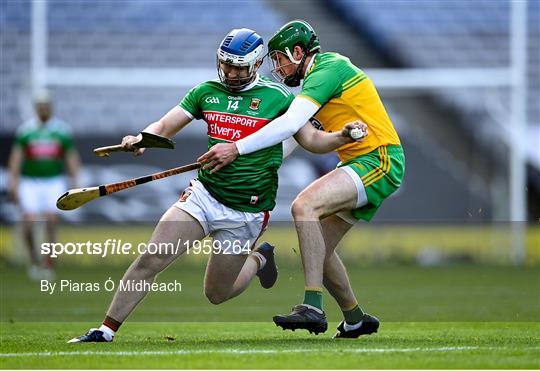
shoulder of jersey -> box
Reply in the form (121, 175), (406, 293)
(256, 76), (292, 98)
(48, 118), (73, 134)
(199, 79), (226, 90)
(15, 119), (38, 136)
(306, 52), (353, 82)
(314, 52), (348, 70)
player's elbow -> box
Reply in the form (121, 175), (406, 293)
(295, 138), (314, 153)
(304, 145), (328, 154)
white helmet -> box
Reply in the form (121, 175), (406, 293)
(217, 28), (264, 91)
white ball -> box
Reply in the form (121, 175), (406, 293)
(350, 127), (364, 140)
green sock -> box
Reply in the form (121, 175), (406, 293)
(343, 305), (364, 324)
(303, 288), (323, 310)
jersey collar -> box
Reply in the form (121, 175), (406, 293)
(33, 117), (53, 129)
(239, 74), (260, 92)
(304, 53), (318, 78)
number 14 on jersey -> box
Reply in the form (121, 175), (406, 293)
(227, 100), (239, 111)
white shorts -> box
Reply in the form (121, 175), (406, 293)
(174, 179), (269, 255)
(19, 176), (67, 215)
(335, 166), (368, 225)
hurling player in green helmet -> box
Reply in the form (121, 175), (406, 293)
(68, 27), (365, 344)
(199, 19), (404, 338)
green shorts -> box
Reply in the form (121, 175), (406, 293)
(337, 145), (405, 222)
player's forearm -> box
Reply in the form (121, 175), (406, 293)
(141, 120), (179, 139)
(142, 106), (193, 139)
(65, 151), (81, 185)
(235, 97), (319, 155)
(7, 148), (22, 186)
(143, 120), (180, 138)
(235, 114), (303, 155)
(142, 121), (166, 137)
(8, 171), (19, 189)
(297, 130), (348, 154)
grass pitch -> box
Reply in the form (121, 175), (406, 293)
(1, 322), (539, 369)
(1, 225), (539, 368)
(1, 262), (539, 369)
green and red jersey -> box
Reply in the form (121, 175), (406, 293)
(14, 118), (74, 178)
(180, 76), (293, 212)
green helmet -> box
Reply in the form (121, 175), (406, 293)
(268, 19), (320, 58)
(267, 20), (320, 87)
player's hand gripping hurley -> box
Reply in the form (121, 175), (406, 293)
(56, 162), (200, 210)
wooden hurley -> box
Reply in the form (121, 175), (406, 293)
(57, 162), (201, 211)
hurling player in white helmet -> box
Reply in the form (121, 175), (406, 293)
(216, 29), (264, 90)
(68, 28), (364, 343)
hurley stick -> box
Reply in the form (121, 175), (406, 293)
(57, 162), (201, 210)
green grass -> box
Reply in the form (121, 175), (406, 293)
(1, 263), (539, 368)
(1, 263), (539, 322)
(1, 322), (539, 369)
(2, 215), (539, 368)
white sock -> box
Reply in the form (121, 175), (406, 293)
(251, 252), (266, 270)
(98, 324), (115, 341)
(343, 320), (363, 332)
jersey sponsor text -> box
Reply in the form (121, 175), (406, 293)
(204, 111), (270, 141)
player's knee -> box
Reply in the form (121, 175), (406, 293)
(204, 288), (228, 305)
(291, 196), (315, 219)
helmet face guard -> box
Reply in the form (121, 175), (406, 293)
(268, 50), (298, 83)
(216, 56), (258, 91)
(268, 34), (318, 87)
(217, 29), (264, 91)
(267, 20), (320, 87)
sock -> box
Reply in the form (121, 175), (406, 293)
(303, 287), (323, 310)
(251, 252), (266, 270)
(343, 304), (364, 325)
(103, 315), (122, 333)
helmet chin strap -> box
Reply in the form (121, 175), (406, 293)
(283, 35), (317, 87)
(227, 74), (257, 92)
(217, 58), (259, 91)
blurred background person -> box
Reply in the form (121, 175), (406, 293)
(7, 91), (80, 281)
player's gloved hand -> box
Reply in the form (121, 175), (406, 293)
(121, 134), (145, 156)
(342, 121), (368, 142)
(197, 142), (239, 174)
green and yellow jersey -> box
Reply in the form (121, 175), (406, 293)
(298, 52), (401, 162)
(14, 118), (74, 178)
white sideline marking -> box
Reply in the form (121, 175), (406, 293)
(0, 346), (492, 357)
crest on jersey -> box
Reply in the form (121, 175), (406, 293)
(250, 195), (259, 204)
(249, 98), (261, 110)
